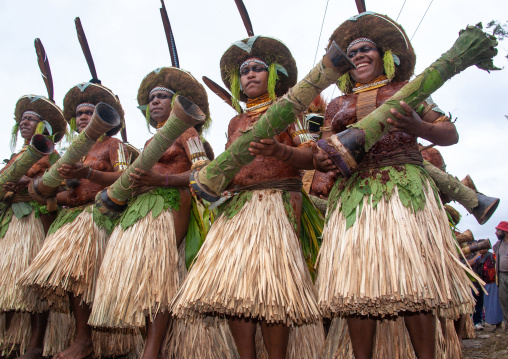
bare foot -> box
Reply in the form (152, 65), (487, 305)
(52, 338), (93, 359)
(16, 348), (44, 359)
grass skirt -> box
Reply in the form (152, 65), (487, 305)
(19, 206), (108, 307)
(43, 311), (75, 356)
(317, 181), (475, 318)
(0, 211), (47, 312)
(171, 189), (320, 326)
(89, 209), (179, 328)
(162, 238), (240, 359)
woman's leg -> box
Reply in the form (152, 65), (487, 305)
(142, 312), (170, 359)
(260, 321), (290, 359)
(228, 317), (257, 359)
(404, 311), (436, 359)
(347, 315), (376, 359)
(54, 293), (93, 359)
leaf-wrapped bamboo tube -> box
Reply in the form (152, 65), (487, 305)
(28, 103), (120, 204)
(424, 161), (499, 224)
(96, 95), (205, 218)
(191, 42), (355, 202)
(0, 134), (54, 199)
(318, 24), (499, 177)
(461, 239), (491, 256)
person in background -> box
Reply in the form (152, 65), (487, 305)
(493, 221), (508, 331)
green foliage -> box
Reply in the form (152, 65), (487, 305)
(336, 73), (352, 94)
(0, 204), (13, 239)
(229, 72), (242, 114)
(29, 201), (49, 218)
(11, 202), (33, 219)
(118, 187), (180, 230)
(327, 164), (438, 229)
(383, 50), (396, 80)
(218, 191), (253, 220)
(10, 123), (19, 152)
(92, 206), (118, 235)
(267, 63), (279, 102)
(487, 20), (508, 40)
(300, 191), (324, 281)
(47, 206), (85, 235)
(185, 196), (215, 269)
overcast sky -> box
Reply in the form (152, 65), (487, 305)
(0, 0), (506, 242)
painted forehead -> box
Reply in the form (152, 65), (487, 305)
(347, 38), (378, 53)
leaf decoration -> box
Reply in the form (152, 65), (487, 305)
(47, 206), (85, 235)
(274, 63), (288, 77)
(233, 35), (260, 53)
(0, 206), (13, 239)
(76, 82), (91, 92)
(42, 120), (53, 135)
(118, 187), (180, 230)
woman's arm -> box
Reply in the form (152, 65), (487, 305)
(387, 100), (459, 146)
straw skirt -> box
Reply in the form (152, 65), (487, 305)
(19, 206), (108, 307)
(0, 210), (46, 313)
(317, 180), (475, 318)
(171, 189), (320, 326)
(89, 208), (179, 328)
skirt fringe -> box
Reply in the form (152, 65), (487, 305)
(463, 314), (476, 339)
(0, 312), (30, 356)
(43, 311), (75, 357)
(171, 189), (320, 326)
(0, 212), (47, 312)
(19, 207), (108, 308)
(90, 209), (179, 328)
(161, 238), (240, 359)
(317, 181), (475, 318)
(92, 327), (144, 358)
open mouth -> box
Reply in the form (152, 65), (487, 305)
(355, 62), (370, 69)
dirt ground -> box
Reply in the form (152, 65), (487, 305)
(463, 324), (508, 359)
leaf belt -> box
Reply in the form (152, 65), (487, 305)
(230, 178), (303, 193)
(354, 148), (423, 172)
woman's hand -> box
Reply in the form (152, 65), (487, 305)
(129, 168), (164, 188)
(387, 101), (430, 137)
(311, 142), (339, 173)
(3, 175), (31, 193)
(248, 138), (284, 159)
(57, 163), (89, 180)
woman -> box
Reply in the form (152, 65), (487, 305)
(0, 94), (66, 358)
(171, 36), (321, 359)
(19, 82), (136, 359)
(313, 13), (475, 359)
(89, 67), (211, 359)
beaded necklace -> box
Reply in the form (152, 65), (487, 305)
(353, 75), (390, 94)
(245, 93), (273, 116)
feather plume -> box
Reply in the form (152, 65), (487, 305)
(307, 94), (327, 115)
(34, 38), (54, 102)
(355, 0), (366, 13)
(75, 17), (100, 84)
(267, 63), (279, 101)
(234, 0), (255, 36)
(160, 0), (179, 68)
(202, 76), (234, 109)
(229, 73), (242, 114)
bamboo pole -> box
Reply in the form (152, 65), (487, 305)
(28, 102), (120, 204)
(96, 95), (205, 218)
(0, 134), (54, 199)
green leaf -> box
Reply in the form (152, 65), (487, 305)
(11, 203), (25, 219)
(48, 152), (60, 166)
(151, 196), (164, 219)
